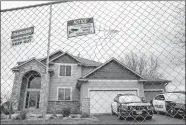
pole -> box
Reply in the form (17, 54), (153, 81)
(43, 4), (52, 121)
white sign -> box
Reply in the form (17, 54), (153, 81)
(11, 27), (34, 46)
(67, 18), (95, 38)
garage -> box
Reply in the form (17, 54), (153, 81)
(89, 90), (138, 114)
(144, 89), (164, 102)
(78, 59), (170, 114)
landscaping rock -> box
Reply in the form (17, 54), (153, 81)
(1, 114), (9, 119)
(11, 113), (19, 120)
(45, 114), (52, 120)
(63, 117), (70, 120)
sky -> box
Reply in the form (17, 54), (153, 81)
(1, 1), (185, 101)
(1, 1), (52, 10)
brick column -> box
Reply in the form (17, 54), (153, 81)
(81, 98), (90, 114)
(10, 71), (22, 111)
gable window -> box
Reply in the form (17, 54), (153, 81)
(58, 88), (71, 101)
(59, 65), (72, 76)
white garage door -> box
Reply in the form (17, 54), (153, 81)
(89, 90), (137, 114)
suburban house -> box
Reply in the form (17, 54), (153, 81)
(11, 50), (171, 114)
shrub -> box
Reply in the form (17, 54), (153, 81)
(0, 105), (4, 115)
(72, 109), (81, 114)
(61, 107), (71, 117)
(80, 112), (90, 118)
(1, 101), (14, 115)
(14, 111), (27, 120)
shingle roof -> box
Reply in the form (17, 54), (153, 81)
(73, 56), (101, 66)
(17, 50), (102, 67)
(81, 57), (144, 79)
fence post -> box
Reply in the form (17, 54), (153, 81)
(43, 4), (52, 121)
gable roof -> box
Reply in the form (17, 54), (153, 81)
(40, 50), (64, 62)
(12, 57), (47, 70)
(81, 57), (144, 79)
(50, 52), (81, 63)
(17, 50), (102, 67)
(17, 50), (64, 65)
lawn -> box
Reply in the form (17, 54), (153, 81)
(1, 116), (99, 124)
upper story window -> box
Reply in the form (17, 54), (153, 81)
(59, 65), (72, 76)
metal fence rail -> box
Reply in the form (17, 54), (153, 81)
(1, 1), (185, 124)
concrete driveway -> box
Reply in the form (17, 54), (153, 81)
(94, 114), (185, 124)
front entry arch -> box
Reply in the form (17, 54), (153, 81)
(18, 71), (41, 110)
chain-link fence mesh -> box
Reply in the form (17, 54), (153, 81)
(1, 1), (185, 124)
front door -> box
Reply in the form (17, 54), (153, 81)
(24, 73), (41, 110)
(25, 91), (40, 109)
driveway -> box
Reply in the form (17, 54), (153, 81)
(94, 114), (185, 124)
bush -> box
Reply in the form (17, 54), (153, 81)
(80, 112), (90, 118)
(1, 101), (14, 115)
(61, 107), (71, 117)
(14, 111), (27, 120)
(0, 105), (4, 115)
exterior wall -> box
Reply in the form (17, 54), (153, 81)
(86, 60), (140, 80)
(48, 63), (81, 101)
(82, 66), (96, 76)
(47, 101), (80, 114)
(11, 60), (48, 113)
(144, 83), (165, 102)
(80, 80), (144, 113)
(144, 83), (165, 90)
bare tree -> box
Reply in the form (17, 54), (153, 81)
(122, 52), (162, 79)
(172, 6), (185, 66)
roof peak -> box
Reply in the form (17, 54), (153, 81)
(81, 57), (144, 79)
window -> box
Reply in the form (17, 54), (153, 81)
(25, 72), (41, 109)
(119, 95), (141, 103)
(59, 65), (72, 76)
(25, 91), (40, 108)
(27, 76), (41, 89)
(154, 95), (165, 100)
(154, 95), (160, 100)
(58, 88), (71, 101)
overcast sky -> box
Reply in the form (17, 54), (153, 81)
(1, 1), (52, 10)
(1, 1), (185, 101)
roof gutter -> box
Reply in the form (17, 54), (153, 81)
(76, 79), (89, 89)
(139, 79), (171, 86)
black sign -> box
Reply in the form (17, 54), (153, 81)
(11, 27), (34, 46)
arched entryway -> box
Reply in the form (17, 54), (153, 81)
(18, 71), (41, 111)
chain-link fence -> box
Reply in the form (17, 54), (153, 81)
(1, 1), (185, 124)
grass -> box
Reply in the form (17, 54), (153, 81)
(1, 116), (99, 124)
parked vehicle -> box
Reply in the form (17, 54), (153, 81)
(111, 93), (153, 120)
(150, 92), (185, 118)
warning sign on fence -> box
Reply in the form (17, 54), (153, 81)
(11, 27), (34, 46)
(67, 18), (95, 38)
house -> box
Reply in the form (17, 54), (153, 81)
(10, 50), (171, 114)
